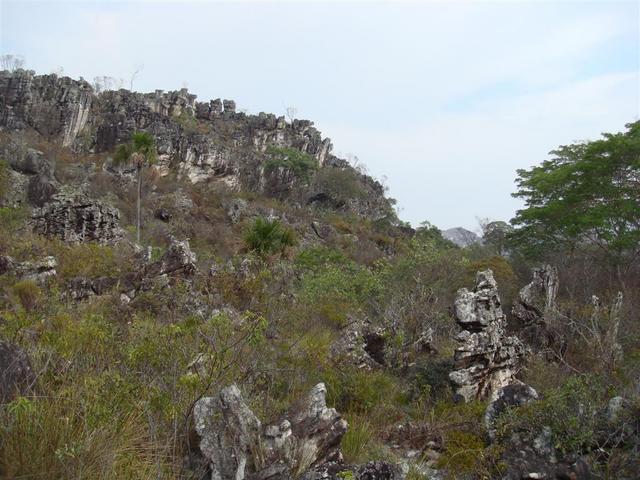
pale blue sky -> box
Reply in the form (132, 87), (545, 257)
(1, 0), (638, 230)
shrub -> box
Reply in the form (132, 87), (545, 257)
(314, 167), (367, 203)
(12, 280), (42, 311)
(265, 146), (318, 183)
(244, 217), (296, 255)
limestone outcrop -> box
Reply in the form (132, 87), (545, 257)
(0, 69), (393, 221)
(192, 383), (348, 479)
(31, 190), (123, 244)
(0, 255), (57, 283)
(449, 270), (528, 402)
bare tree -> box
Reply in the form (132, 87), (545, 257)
(93, 76), (124, 93)
(0, 54), (25, 71)
(129, 64), (144, 91)
(285, 106), (297, 123)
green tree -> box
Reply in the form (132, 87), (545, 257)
(114, 131), (157, 243)
(481, 220), (513, 256)
(510, 121), (640, 273)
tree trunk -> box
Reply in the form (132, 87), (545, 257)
(136, 164), (142, 244)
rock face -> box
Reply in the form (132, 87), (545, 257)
(449, 270), (528, 402)
(0, 255), (57, 283)
(32, 190), (123, 244)
(0, 70), (393, 221)
(0, 339), (35, 402)
(192, 383), (348, 479)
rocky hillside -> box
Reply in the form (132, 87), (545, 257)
(0, 69), (638, 480)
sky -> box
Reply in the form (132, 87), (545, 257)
(1, 0), (638, 230)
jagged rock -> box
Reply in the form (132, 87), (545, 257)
(310, 221), (336, 241)
(32, 190), (123, 244)
(485, 383), (539, 440)
(0, 255), (57, 283)
(0, 339), (35, 402)
(0, 70), (392, 220)
(144, 238), (196, 278)
(512, 266), (562, 351)
(449, 270), (528, 402)
(193, 385), (262, 480)
(192, 383), (348, 479)
(331, 318), (386, 370)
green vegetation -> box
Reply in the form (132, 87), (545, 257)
(265, 146), (318, 182)
(511, 120), (640, 268)
(243, 216), (297, 255)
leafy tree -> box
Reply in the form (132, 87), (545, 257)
(114, 131), (157, 243)
(510, 121), (640, 272)
(481, 220), (513, 256)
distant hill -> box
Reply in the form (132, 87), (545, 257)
(442, 227), (480, 247)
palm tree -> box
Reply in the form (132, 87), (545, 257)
(114, 131), (157, 243)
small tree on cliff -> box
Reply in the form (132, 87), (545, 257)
(114, 131), (157, 243)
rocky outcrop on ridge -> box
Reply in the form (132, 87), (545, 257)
(449, 269), (528, 402)
(0, 69), (393, 221)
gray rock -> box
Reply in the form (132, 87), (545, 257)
(331, 318), (386, 370)
(0, 339), (35, 402)
(192, 383), (348, 479)
(449, 270), (528, 402)
(0, 255), (57, 283)
(32, 190), (123, 244)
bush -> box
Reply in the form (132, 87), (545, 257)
(244, 217), (296, 255)
(12, 280), (42, 311)
(314, 167), (368, 203)
(265, 146), (318, 183)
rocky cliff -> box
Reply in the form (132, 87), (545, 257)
(0, 69), (393, 220)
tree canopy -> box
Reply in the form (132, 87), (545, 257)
(510, 121), (640, 267)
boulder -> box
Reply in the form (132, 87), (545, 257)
(32, 190), (123, 244)
(0, 339), (35, 402)
(0, 255), (57, 284)
(192, 383), (348, 479)
(301, 461), (405, 480)
(449, 270), (528, 402)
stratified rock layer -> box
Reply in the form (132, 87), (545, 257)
(449, 270), (528, 402)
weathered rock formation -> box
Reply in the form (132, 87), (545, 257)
(192, 383), (348, 479)
(0, 339), (35, 402)
(0, 69), (393, 220)
(31, 190), (123, 244)
(449, 270), (528, 402)
(512, 266), (561, 352)
(330, 318), (387, 370)
(0, 254), (57, 283)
